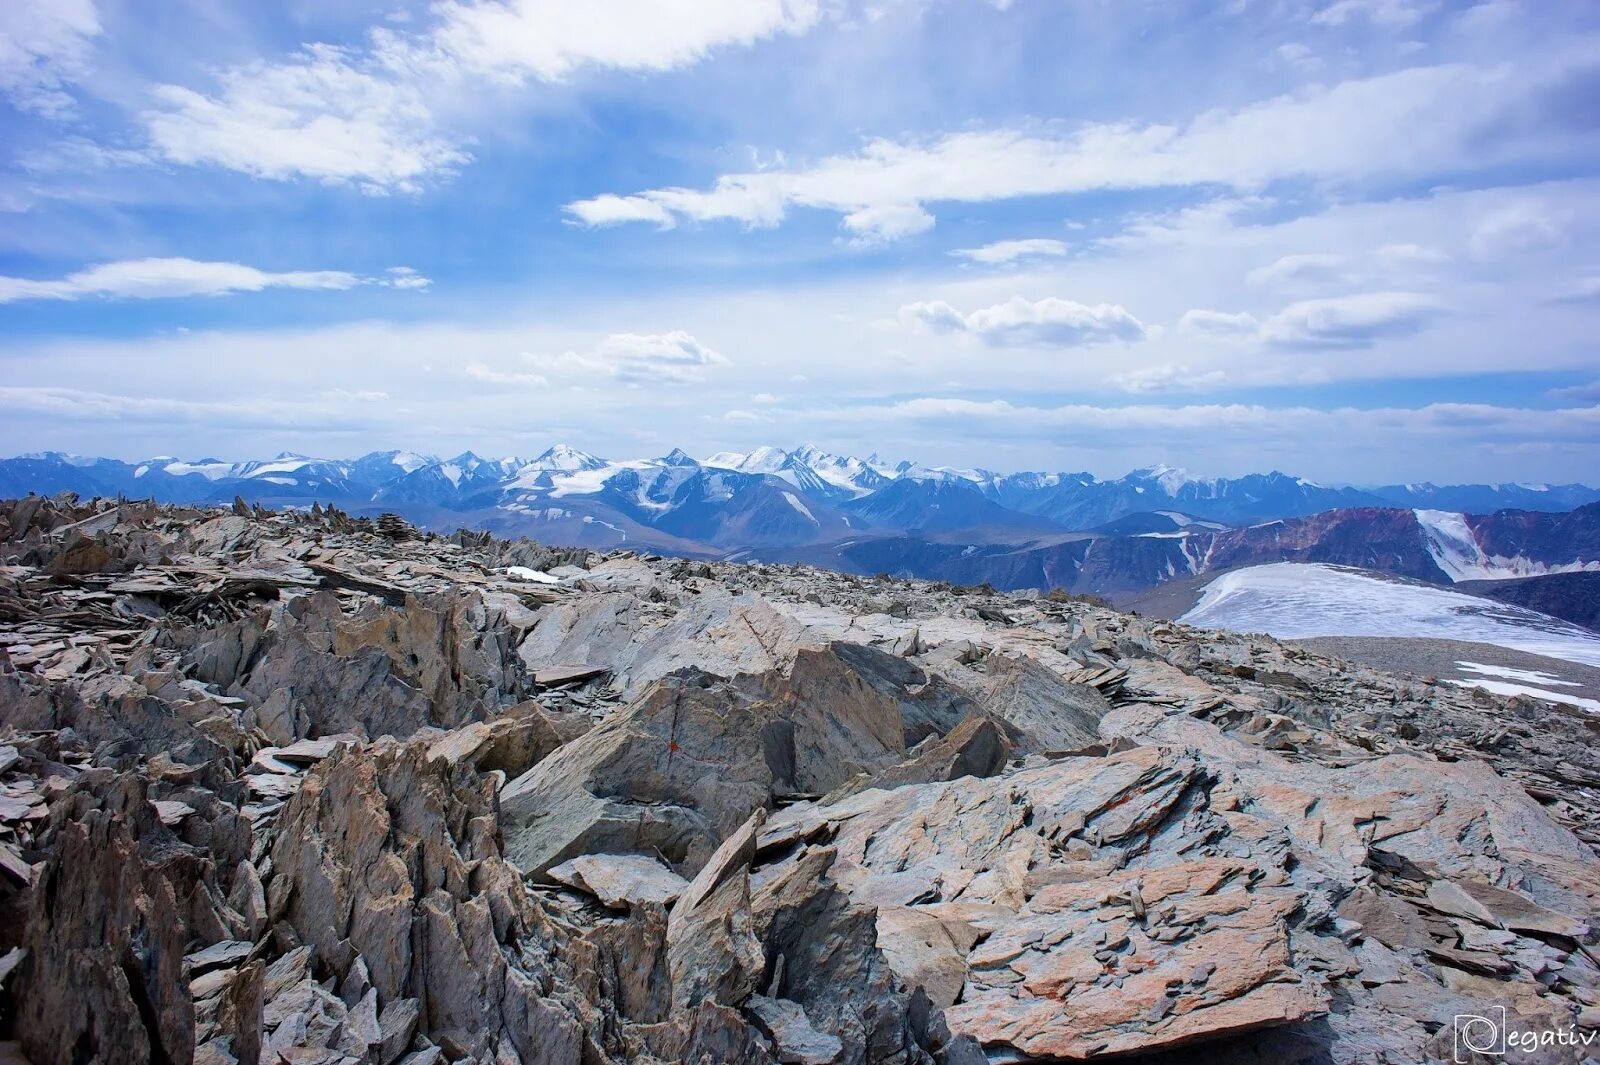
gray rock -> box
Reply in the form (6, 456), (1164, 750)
(746, 995), (844, 1064)
(668, 809), (767, 1010)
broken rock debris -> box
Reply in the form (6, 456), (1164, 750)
(0, 494), (1596, 1063)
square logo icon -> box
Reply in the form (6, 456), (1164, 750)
(1455, 1006), (1509, 1062)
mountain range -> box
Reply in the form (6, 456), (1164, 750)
(4, 445), (1597, 601)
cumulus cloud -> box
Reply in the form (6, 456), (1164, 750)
(951, 238), (1069, 264)
(0, 257), (426, 303)
(1260, 291), (1444, 349)
(0, 0), (101, 117)
(1178, 309), (1262, 338)
(141, 1), (821, 193)
(566, 54), (1594, 240)
(472, 330), (728, 387)
(900, 296), (1149, 347)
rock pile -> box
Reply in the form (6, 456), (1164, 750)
(0, 493), (1596, 1063)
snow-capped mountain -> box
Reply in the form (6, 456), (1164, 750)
(1371, 481), (1600, 514)
(2, 446), (1596, 593)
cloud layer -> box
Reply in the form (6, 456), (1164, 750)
(0, 258), (430, 303)
(566, 52), (1600, 239)
(468, 330), (726, 388)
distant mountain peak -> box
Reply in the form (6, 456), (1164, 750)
(527, 445), (606, 472)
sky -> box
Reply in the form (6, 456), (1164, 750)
(0, 0), (1597, 484)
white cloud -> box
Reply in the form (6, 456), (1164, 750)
(0, 258), (419, 303)
(1246, 253), (1349, 288)
(1259, 291), (1444, 349)
(951, 238), (1070, 264)
(1310, 0), (1436, 28)
(566, 54), (1594, 239)
(465, 363), (551, 387)
(383, 266), (432, 290)
(566, 194), (679, 228)
(144, 45), (467, 195)
(841, 202), (934, 243)
(1274, 43), (1321, 70)
(423, 0), (820, 82)
(900, 296), (1149, 347)
(0, 0), (100, 117)
(1109, 364), (1228, 393)
(473, 330), (729, 387)
(1178, 309), (1262, 337)
(141, 1), (821, 193)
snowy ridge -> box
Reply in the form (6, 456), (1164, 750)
(1415, 509), (1600, 581)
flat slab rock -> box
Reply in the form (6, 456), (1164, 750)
(942, 858), (1327, 1059)
(548, 853), (689, 908)
(533, 664), (611, 686)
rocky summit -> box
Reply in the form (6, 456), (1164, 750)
(0, 494), (1597, 1065)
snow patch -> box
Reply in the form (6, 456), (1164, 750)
(1454, 661), (1580, 687)
(1445, 678), (1600, 713)
(503, 566), (561, 584)
(1179, 563), (1600, 669)
(781, 492), (817, 523)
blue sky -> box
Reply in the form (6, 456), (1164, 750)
(1, 0), (1597, 483)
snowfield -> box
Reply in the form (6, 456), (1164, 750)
(1179, 562), (1600, 669)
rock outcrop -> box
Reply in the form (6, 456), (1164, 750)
(1, 494), (1597, 1064)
